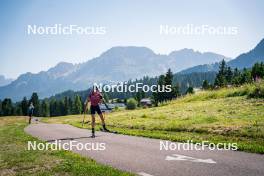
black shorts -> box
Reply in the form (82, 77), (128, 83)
(90, 105), (102, 115)
(29, 110), (33, 117)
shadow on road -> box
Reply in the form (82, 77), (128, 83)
(46, 136), (92, 142)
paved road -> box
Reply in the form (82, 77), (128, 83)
(25, 122), (264, 176)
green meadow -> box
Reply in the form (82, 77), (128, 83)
(0, 117), (134, 176)
(43, 82), (264, 154)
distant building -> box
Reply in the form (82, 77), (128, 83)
(140, 98), (152, 107)
(193, 88), (201, 92)
(255, 76), (262, 82)
(99, 104), (112, 112)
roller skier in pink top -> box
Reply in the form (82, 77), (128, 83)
(84, 86), (110, 138)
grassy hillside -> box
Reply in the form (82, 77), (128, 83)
(0, 117), (133, 176)
(43, 82), (264, 153)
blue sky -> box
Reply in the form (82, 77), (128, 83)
(1, 0), (264, 78)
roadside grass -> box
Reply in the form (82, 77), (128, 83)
(0, 116), (134, 176)
(43, 83), (264, 154)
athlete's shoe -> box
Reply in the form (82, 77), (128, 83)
(102, 124), (110, 132)
(100, 127), (110, 132)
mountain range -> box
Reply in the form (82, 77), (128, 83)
(1, 38), (263, 101)
(180, 38), (264, 74)
(0, 47), (226, 101)
(0, 75), (13, 87)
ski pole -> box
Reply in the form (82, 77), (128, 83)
(82, 111), (85, 127)
(82, 103), (87, 127)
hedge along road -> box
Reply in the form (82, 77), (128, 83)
(25, 122), (264, 176)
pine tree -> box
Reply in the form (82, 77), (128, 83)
(240, 68), (252, 84)
(252, 62), (264, 80)
(55, 100), (62, 116)
(0, 100), (2, 116)
(172, 85), (180, 98)
(68, 97), (73, 115)
(41, 100), (50, 117)
(141, 91), (146, 99)
(73, 95), (82, 114)
(135, 91), (142, 106)
(153, 74), (165, 105)
(152, 69), (179, 105)
(49, 99), (56, 117)
(21, 97), (28, 116)
(59, 100), (66, 116)
(164, 68), (174, 100)
(14, 102), (22, 116)
(232, 68), (241, 85)
(186, 86), (194, 94)
(202, 80), (209, 90)
(164, 69), (173, 85)
(215, 59), (227, 87)
(226, 67), (233, 84)
(2, 98), (13, 116)
(63, 97), (69, 115)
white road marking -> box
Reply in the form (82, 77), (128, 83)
(138, 172), (154, 176)
(165, 154), (216, 164)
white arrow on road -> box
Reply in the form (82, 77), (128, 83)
(138, 172), (154, 176)
(165, 154), (216, 164)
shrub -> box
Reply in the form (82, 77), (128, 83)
(126, 98), (137, 110)
(185, 87), (194, 94)
(248, 82), (264, 98)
